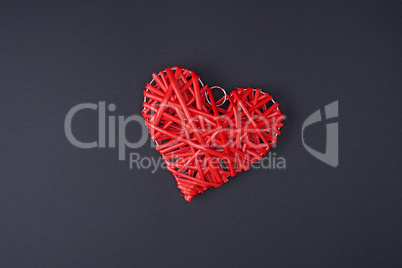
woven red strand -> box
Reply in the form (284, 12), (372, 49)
(142, 66), (284, 201)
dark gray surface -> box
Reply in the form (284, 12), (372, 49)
(1, 0), (401, 267)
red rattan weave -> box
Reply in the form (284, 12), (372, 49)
(142, 66), (284, 201)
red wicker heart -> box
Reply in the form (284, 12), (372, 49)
(142, 66), (284, 201)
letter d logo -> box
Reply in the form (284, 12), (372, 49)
(302, 100), (339, 167)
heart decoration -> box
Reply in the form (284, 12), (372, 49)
(142, 66), (284, 201)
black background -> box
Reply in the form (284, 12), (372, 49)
(1, 0), (401, 267)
